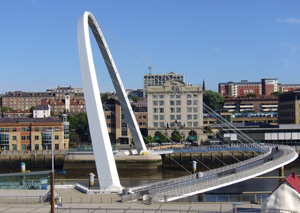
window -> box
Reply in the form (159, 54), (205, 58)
(170, 95), (175, 98)
(159, 95), (164, 99)
(5, 128), (9, 132)
(35, 127), (39, 132)
(159, 122), (164, 127)
(35, 144), (39, 150)
(0, 128), (4, 132)
(187, 94), (191, 98)
(193, 94), (198, 98)
(187, 107), (192, 113)
(13, 144), (17, 150)
(160, 108), (164, 113)
(153, 108), (158, 113)
(176, 108), (181, 113)
(193, 100), (198, 105)
(159, 101), (164, 106)
(153, 115), (158, 120)
(54, 127), (59, 131)
(35, 136), (39, 140)
(170, 115), (175, 120)
(170, 108), (175, 113)
(47, 127), (51, 130)
(193, 114), (198, 120)
(13, 136), (17, 140)
(42, 127), (46, 131)
(55, 144), (59, 150)
(153, 101), (158, 106)
(193, 107), (198, 113)
(21, 128), (25, 132)
(187, 115), (192, 120)
(153, 122), (158, 127)
(176, 100), (181, 105)
(170, 100), (175, 106)
(187, 100), (192, 105)
(176, 115), (181, 120)
(12, 128), (17, 132)
(22, 144), (26, 150)
(22, 136), (26, 140)
(55, 135), (59, 140)
(26, 127), (30, 132)
(187, 122), (192, 127)
(194, 122), (198, 127)
(159, 115), (164, 120)
(153, 95), (158, 99)
(27, 136), (31, 140)
(176, 95), (181, 98)
(122, 123), (127, 127)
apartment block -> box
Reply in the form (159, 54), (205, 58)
(0, 116), (69, 151)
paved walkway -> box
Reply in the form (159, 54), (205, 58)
(0, 188), (261, 212)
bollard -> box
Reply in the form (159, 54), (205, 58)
(21, 162), (26, 173)
(191, 161), (197, 174)
(88, 173), (95, 188)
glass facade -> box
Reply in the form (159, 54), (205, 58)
(0, 171), (50, 190)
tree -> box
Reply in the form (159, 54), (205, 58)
(247, 93), (257, 98)
(171, 132), (183, 143)
(144, 135), (154, 144)
(101, 93), (109, 102)
(68, 113), (91, 142)
(203, 90), (224, 111)
(158, 134), (169, 143)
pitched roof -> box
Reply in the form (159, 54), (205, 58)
(286, 173), (300, 195)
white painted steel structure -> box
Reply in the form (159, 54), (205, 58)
(77, 11), (147, 192)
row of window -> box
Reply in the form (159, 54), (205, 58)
(0, 127), (61, 133)
(153, 114), (199, 121)
(11, 135), (60, 141)
(153, 100), (199, 106)
(152, 121), (199, 128)
(152, 94), (198, 99)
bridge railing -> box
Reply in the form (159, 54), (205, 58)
(151, 147), (296, 202)
(129, 146), (273, 194)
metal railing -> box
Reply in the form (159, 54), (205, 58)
(151, 146), (297, 202)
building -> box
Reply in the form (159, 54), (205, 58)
(278, 89), (300, 124)
(222, 95), (278, 113)
(2, 109), (31, 118)
(0, 116), (69, 151)
(1, 86), (84, 113)
(219, 80), (261, 97)
(147, 79), (204, 142)
(33, 105), (50, 118)
(219, 78), (300, 97)
(143, 72), (184, 97)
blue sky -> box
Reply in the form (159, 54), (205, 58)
(0, 0), (299, 94)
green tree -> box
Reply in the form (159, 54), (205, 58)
(144, 135), (154, 144)
(203, 90), (224, 111)
(158, 133), (169, 143)
(68, 113), (90, 142)
(247, 93), (257, 98)
(101, 92), (109, 102)
(171, 132), (183, 143)
(1, 106), (14, 113)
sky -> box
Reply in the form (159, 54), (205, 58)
(0, 0), (299, 94)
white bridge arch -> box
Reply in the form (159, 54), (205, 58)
(77, 11), (147, 192)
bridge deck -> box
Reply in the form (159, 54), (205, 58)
(122, 145), (298, 203)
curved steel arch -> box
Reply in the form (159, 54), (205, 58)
(77, 11), (146, 192)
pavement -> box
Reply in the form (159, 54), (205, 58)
(0, 188), (262, 212)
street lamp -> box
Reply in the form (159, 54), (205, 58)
(45, 130), (54, 213)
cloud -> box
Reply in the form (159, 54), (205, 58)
(276, 18), (300, 24)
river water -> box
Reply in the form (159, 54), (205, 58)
(52, 156), (300, 202)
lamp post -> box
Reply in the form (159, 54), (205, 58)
(45, 130), (54, 213)
(51, 130), (54, 213)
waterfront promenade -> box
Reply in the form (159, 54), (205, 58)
(0, 188), (261, 212)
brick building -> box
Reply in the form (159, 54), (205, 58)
(0, 116), (69, 151)
(278, 89), (300, 124)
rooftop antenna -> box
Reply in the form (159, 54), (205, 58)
(148, 66), (152, 74)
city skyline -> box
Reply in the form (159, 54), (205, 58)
(0, 1), (299, 94)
